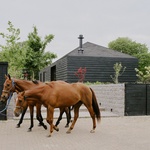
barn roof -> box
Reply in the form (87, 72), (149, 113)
(66, 42), (136, 58)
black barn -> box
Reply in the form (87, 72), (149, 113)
(39, 41), (138, 83)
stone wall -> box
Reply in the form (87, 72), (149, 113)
(7, 93), (17, 119)
(89, 84), (125, 116)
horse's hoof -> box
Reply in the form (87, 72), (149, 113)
(44, 125), (47, 130)
(53, 126), (59, 132)
(55, 127), (59, 132)
(65, 125), (69, 128)
(38, 123), (42, 127)
(16, 124), (20, 128)
(66, 130), (71, 134)
(47, 134), (52, 137)
(90, 129), (95, 133)
(28, 129), (32, 132)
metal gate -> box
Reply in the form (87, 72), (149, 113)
(125, 84), (150, 116)
(0, 62), (8, 120)
(146, 85), (150, 115)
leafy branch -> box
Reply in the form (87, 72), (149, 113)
(110, 62), (126, 84)
(135, 66), (150, 83)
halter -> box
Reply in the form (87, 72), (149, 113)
(15, 105), (23, 110)
(10, 79), (15, 92)
(15, 96), (25, 111)
(2, 90), (9, 93)
(2, 80), (15, 93)
(0, 92), (13, 116)
(0, 80), (15, 116)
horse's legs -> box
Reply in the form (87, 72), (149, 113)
(54, 108), (65, 130)
(66, 102), (82, 134)
(36, 104), (47, 130)
(28, 105), (34, 132)
(36, 104), (43, 124)
(46, 106), (56, 137)
(16, 106), (28, 128)
(85, 105), (96, 133)
(54, 107), (71, 129)
(64, 107), (71, 127)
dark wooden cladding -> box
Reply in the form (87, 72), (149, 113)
(39, 42), (138, 83)
(146, 85), (150, 115)
(39, 57), (68, 82)
(39, 67), (51, 82)
(67, 56), (138, 83)
(0, 62), (8, 94)
(0, 62), (8, 120)
(56, 57), (68, 81)
(125, 84), (150, 116)
(125, 84), (147, 116)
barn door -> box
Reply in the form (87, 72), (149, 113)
(51, 66), (56, 81)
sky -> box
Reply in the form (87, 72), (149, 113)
(1, 0), (150, 62)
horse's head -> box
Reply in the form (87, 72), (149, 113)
(14, 91), (27, 117)
(0, 74), (15, 103)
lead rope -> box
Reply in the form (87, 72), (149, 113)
(0, 92), (13, 116)
(0, 80), (15, 116)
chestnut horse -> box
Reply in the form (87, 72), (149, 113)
(0, 74), (71, 131)
(14, 81), (101, 137)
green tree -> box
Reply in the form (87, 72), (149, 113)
(108, 37), (150, 83)
(0, 21), (27, 77)
(108, 37), (148, 56)
(135, 53), (150, 72)
(24, 26), (57, 80)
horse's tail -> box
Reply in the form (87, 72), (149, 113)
(90, 88), (101, 122)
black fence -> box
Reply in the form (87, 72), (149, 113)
(0, 62), (8, 120)
(125, 84), (150, 116)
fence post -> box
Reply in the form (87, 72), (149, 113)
(0, 62), (8, 120)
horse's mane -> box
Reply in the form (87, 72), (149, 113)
(44, 81), (49, 84)
(13, 78), (39, 84)
(45, 82), (54, 88)
(32, 80), (39, 84)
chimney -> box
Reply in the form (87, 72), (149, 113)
(78, 34), (84, 53)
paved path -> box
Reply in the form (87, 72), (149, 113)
(0, 116), (150, 150)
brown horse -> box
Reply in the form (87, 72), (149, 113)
(14, 81), (101, 137)
(0, 74), (71, 131)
